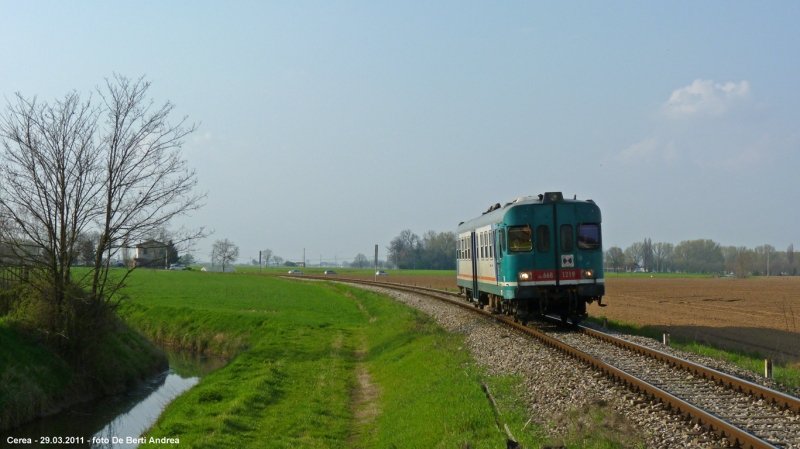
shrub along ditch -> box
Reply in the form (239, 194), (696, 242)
(0, 304), (167, 432)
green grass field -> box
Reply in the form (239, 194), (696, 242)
(121, 271), (541, 447)
(118, 270), (641, 448)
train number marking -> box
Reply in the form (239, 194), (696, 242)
(561, 255), (574, 267)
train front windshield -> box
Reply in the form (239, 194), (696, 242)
(577, 224), (600, 249)
(508, 226), (532, 252)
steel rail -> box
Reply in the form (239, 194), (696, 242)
(332, 277), (800, 416)
(286, 275), (792, 448)
(579, 326), (800, 415)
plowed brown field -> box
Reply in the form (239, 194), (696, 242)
(346, 275), (800, 363)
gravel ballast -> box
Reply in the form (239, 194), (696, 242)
(358, 285), (757, 449)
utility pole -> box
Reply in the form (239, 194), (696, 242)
(303, 248), (305, 268)
(374, 244), (378, 281)
(259, 250), (262, 274)
(767, 250), (770, 277)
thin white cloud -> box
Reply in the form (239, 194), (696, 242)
(664, 79), (751, 117)
(619, 137), (658, 161)
(619, 137), (678, 163)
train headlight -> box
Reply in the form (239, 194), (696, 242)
(582, 269), (595, 279)
(518, 271), (531, 281)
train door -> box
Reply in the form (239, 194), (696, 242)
(554, 203), (578, 284)
(495, 226), (504, 283)
(470, 231), (479, 301)
(532, 206), (556, 284)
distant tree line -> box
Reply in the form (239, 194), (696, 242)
(606, 239), (796, 278)
(387, 229), (456, 270)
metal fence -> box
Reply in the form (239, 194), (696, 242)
(0, 265), (23, 316)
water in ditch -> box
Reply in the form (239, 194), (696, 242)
(1, 349), (226, 448)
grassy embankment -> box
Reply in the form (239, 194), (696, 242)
(585, 315), (800, 392)
(120, 270), (642, 448)
(0, 284), (166, 431)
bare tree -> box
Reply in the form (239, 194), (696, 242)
(787, 243), (794, 275)
(352, 253), (370, 268)
(211, 239), (239, 272)
(76, 232), (99, 266)
(387, 229), (420, 269)
(642, 238), (653, 272)
(605, 246), (625, 274)
(273, 256), (284, 267)
(652, 242), (674, 273)
(0, 92), (100, 318)
(735, 246), (753, 278)
(624, 242), (645, 271)
(754, 244), (776, 276)
(261, 248), (273, 268)
(91, 75), (204, 295)
(0, 76), (204, 355)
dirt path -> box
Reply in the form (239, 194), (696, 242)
(346, 295), (381, 448)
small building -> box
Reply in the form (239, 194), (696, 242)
(134, 240), (167, 268)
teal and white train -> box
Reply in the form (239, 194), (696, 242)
(455, 192), (605, 325)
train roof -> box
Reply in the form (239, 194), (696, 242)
(455, 192), (598, 233)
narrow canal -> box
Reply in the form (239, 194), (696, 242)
(1, 349), (226, 448)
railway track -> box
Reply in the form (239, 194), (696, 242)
(292, 275), (800, 449)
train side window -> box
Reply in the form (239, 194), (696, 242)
(577, 224), (601, 249)
(560, 224), (574, 252)
(508, 226), (532, 252)
(489, 231), (493, 258)
(498, 229), (506, 256)
(536, 225), (550, 253)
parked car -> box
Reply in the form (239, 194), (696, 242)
(287, 269), (303, 274)
(324, 270), (337, 275)
(376, 270), (388, 276)
(112, 260), (124, 268)
(169, 264), (186, 270)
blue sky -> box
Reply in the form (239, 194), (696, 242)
(2, 2), (799, 263)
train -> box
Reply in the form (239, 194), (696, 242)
(456, 192), (605, 325)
